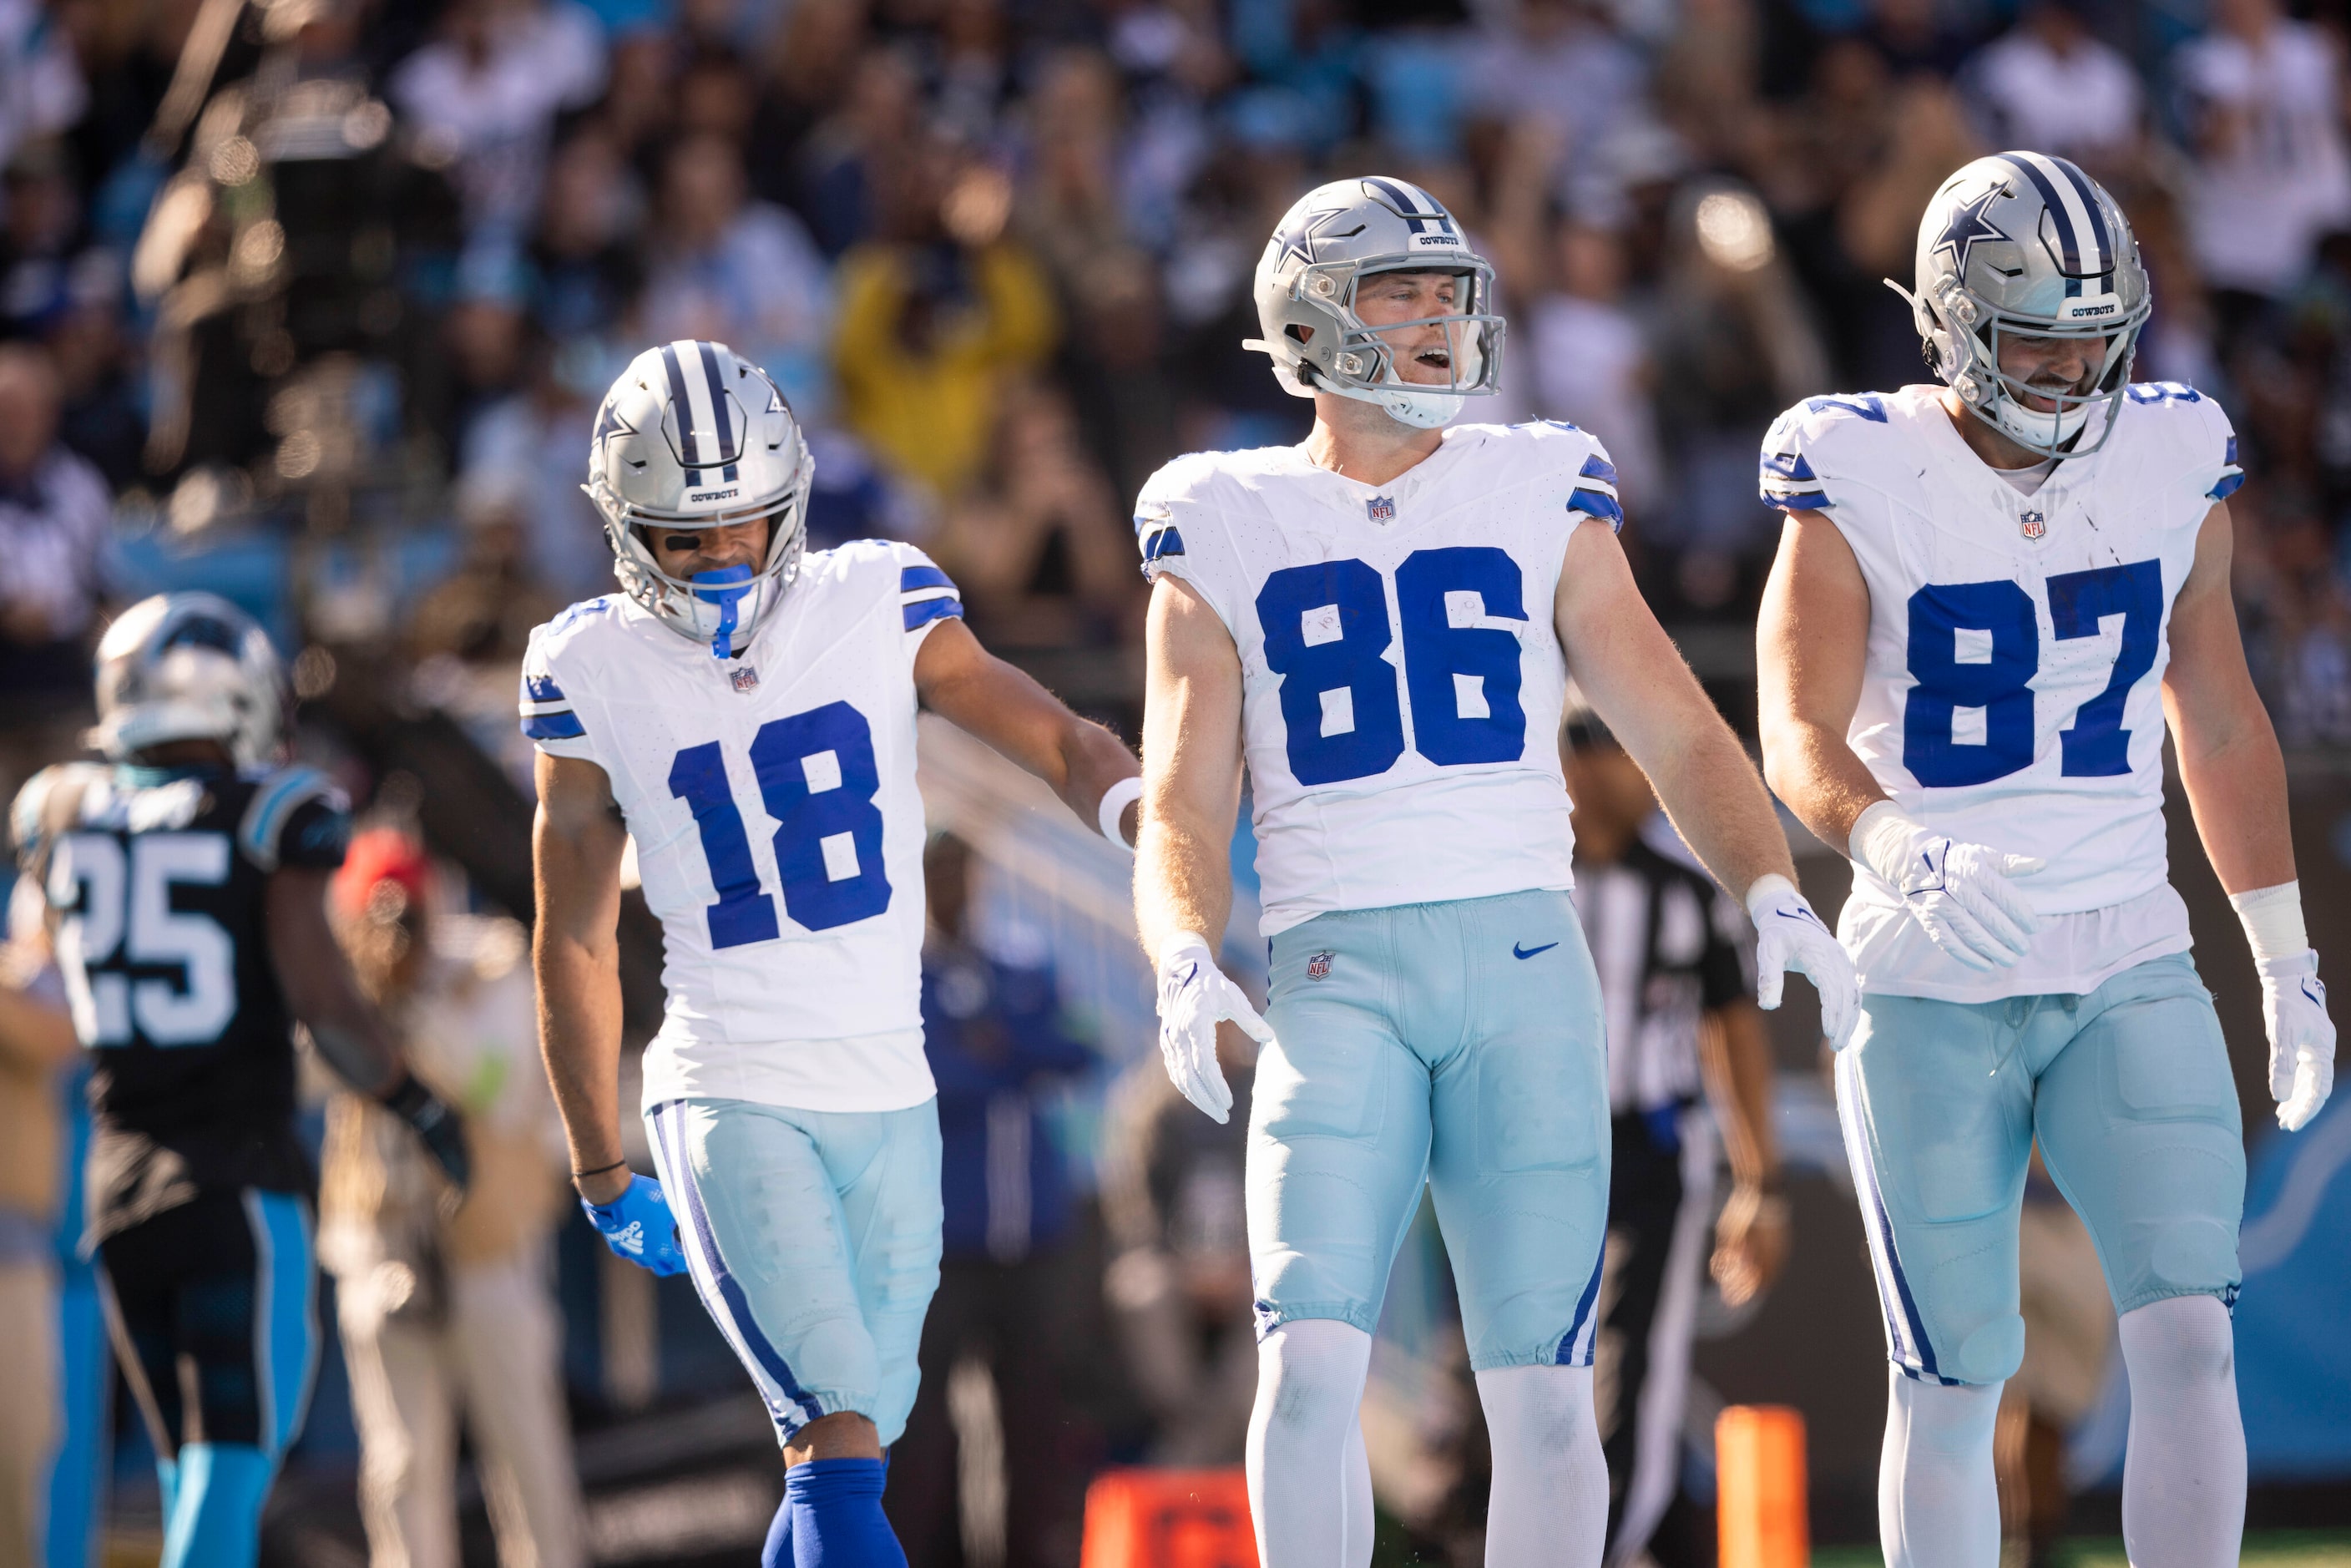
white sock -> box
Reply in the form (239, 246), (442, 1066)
(1878, 1371), (2002, 1568)
(1247, 1320), (1373, 1568)
(1475, 1364), (1608, 1568)
(2119, 1295), (2245, 1568)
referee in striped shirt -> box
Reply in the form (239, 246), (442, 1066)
(1564, 706), (1790, 1568)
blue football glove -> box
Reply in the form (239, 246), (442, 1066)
(581, 1174), (690, 1277)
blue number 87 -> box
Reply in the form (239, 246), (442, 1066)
(668, 701), (892, 948)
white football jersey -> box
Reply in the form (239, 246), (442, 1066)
(522, 540), (964, 1113)
(1137, 421), (1624, 936)
(1761, 383), (2243, 995)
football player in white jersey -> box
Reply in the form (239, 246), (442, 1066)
(1131, 177), (1861, 1568)
(1757, 154), (2338, 1568)
(526, 341), (1140, 1568)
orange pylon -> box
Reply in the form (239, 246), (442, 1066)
(1717, 1404), (1809, 1568)
(1079, 1468), (1259, 1568)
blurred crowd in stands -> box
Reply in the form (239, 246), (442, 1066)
(5, 0), (2351, 746)
(3, 0), (2351, 1558)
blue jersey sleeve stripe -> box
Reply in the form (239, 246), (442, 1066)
(1566, 489), (1625, 529)
(523, 710), (588, 741)
(1762, 488), (1831, 512)
(1576, 453), (1619, 487)
(899, 564), (956, 594)
(903, 595), (964, 632)
(523, 672), (566, 703)
(2208, 470), (2245, 501)
(1142, 525), (1185, 561)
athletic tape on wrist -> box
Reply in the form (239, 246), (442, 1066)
(2229, 881), (2308, 964)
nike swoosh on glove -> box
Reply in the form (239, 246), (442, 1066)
(583, 1173), (690, 1277)
(1746, 875), (1860, 1050)
(2259, 951), (2336, 1132)
(1154, 932), (1274, 1123)
(1853, 804), (2044, 970)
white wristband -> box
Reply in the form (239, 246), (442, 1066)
(2229, 881), (2308, 964)
(1097, 776), (1143, 848)
(1848, 800), (1919, 885)
(1744, 873), (1798, 921)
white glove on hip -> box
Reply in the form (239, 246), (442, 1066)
(1852, 802), (2044, 970)
(2259, 950), (2336, 1132)
(1746, 874), (1860, 1051)
(1153, 933), (1273, 1124)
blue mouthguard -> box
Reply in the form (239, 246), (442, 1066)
(690, 564), (755, 659)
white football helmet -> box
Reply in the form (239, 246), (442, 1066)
(584, 340), (813, 657)
(1244, 176), (1505, 429)
(1892, 152), (2151, 458)
(92, 593), (286, 767)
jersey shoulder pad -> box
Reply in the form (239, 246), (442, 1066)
(1134, 449), (1246, 581)
(238, 764), (351, 872)
(520, 598), (626, 750)
(877, 539), (965, 635)
(2119, 382), (2242, 503)
(9, 761), (107, 865)
(1758, 392), (1901, 512)
(1494, 420), (1624, 529)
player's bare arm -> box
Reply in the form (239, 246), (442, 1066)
(1701, 999), (1787, 1308)
(1132, 572), (1267, 1122)
(1756, 508), (1883, 847)
(532, 748), (633, 1205)
(911, 615), (1142, 843)
(1556, 521), (1793, 897)
(2161, 500), (2294, 894)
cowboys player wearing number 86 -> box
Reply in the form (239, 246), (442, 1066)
(528, 340), (1140, 1568)
(1757, 152), (2337, 1568)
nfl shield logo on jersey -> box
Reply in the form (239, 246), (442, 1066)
(731, 665), (761, 693)
(2020, 508), (2046, 540)
(1307, 950), (1335, 980)
(1367, 496), (1396, 524)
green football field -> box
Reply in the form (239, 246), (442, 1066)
(1814, 1532), (2351, 1566)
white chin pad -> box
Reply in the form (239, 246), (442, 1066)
(1332, 380), (1463, 428)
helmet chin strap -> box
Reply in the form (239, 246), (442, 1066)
(1327, 378), (1464, 430)
(690, 564), (756, 659)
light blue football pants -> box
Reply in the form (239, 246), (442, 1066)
(1837, 952), (2246, 1387)
(647, 1097), (943, 1446)
(1251, 888), (1611, 1369)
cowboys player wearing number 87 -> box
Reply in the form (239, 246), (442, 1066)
(1131, 178), (1859, 1568)
(1757, 152), (2335, 1568)
(528, 340), (1140, 1568)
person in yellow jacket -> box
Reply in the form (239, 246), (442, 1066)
(831, 164), (1058, 500)
(318, 830), (584, 1568)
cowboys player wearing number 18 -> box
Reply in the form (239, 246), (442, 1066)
(11, 594), (469, 1568)
(1757, 153), (2337, 1568)
(527, 340), (1140, 1568)
(1131, 178), (1860, 1568)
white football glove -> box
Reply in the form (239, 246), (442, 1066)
(1746, 874), (1860, 1051)
(1153, 933), (1273, 1124)
(1852, 802), (2044, 971)
(2258, 951), (2336, 1133)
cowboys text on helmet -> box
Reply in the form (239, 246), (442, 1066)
(1893, 151), (2151, 459)
(1244, 177), (1506, 430)
(93, 593), (287, 768)
(584, 340), (814, 658)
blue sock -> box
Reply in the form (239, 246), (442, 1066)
(164, 1443), (275, 1568)
(784, 1457), (906, 1568)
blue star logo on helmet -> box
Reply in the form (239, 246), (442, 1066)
(593, 398), (636, 451)
(1931, 185), (2010, 276)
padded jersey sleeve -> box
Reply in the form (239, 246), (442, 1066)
(1134, 452), (1250, 635)
(1540, 422), (1625, 531)
(889, 541), (964, 654)
(519, 615), (600, 763)
(1758, 398), (1837, 513)
(2179, 385), (2244, 504)
(240, 766), (351, 872)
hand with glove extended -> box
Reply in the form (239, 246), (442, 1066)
(582, 1173), (690, 1277)
(1153, 932), (1275, 1123)
(1746, 874), (1860, 1050)
(2258, 952), (2336, 1132)
(1852, 802), (2044, 970)
(382, 1071), (471, 1195)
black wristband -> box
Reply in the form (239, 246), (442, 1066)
(572, 1158), (629, 1183)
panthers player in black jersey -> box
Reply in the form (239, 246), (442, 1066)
(10, 593), (469, 1568)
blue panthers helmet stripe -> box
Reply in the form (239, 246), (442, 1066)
(899, 564), (955, 594)
(523, 710), (587, 741)
(903, 595), (963, 632)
